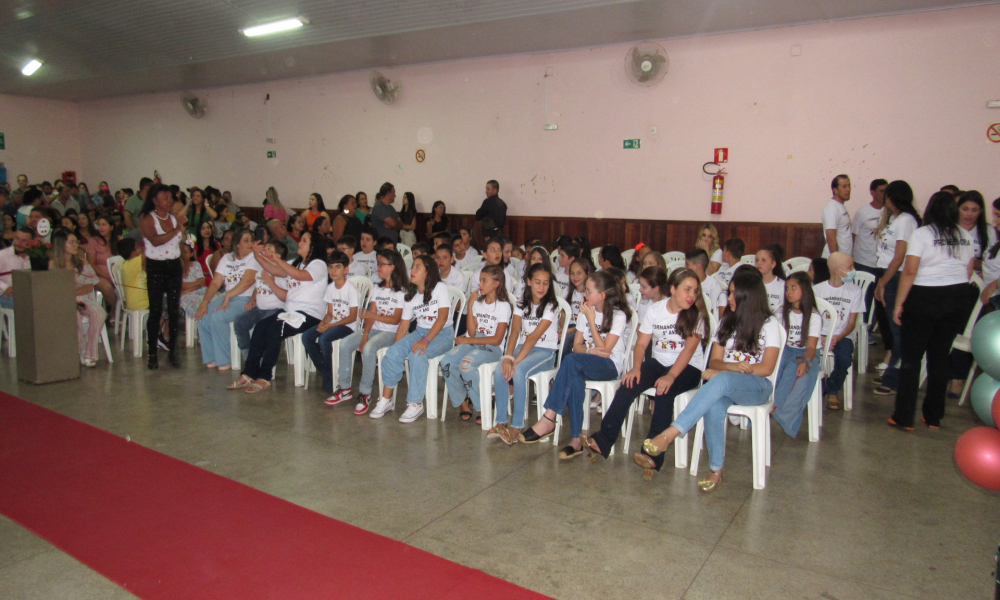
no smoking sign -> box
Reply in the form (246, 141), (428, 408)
(988, 123), (1000, 144)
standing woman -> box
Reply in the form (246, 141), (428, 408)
(229, 232), (330, 393)
(186, 187), (217, 235)
(426, 201), (449, 240)
(948, 190), (992, 398)
(585, 268), (707, 472)
(85, 216), (119, 310)
(518, 271), (632, 459)
(138, 183), (188, 369)
(873, 181), (921, 395)
(50, 230), (108, 367)
(399, 192), (418, 247)
(194, 228), (259, 370)
(331, 194), (362, 245)
(889, 192), (974, 430)
(638, 269), (781, 491)
(355, 191), (371, 225)
(263, 187), (287, 224)
(696, 224), (724, 275)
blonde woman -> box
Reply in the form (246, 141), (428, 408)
(696, 224), (723, 275)
(263, 186), (287, 223)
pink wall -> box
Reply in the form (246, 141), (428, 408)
(66, 4), (1000, 222)
(0, 94), (81, 186)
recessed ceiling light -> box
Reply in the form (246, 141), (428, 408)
(21, 59), (42, 76)
(242, 17), (307, 37)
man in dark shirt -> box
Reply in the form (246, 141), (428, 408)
(370, 182), (402, 243)
(475, 179), (507, 238)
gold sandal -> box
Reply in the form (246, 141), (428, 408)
(698, 471), (723, 493)
(486, 424), (507, 439)
(244, 380), (271, 394)
(633, 452), (656, 480)
(227, 375), (252, 390)
(641, 433), (670, 457)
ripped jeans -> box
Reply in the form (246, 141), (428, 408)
(439, 344), (504, 412)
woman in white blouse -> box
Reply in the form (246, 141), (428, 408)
(194, 227), (259, 370)
(889, 192), (974, 431)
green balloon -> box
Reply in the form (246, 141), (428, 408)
(971, 312), (1000, 381)
(970, 374), (999, 428)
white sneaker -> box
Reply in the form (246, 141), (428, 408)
(369, 397), (394, 419)
(399, 403), (424, 423)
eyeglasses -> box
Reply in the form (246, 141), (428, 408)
(377, 262), (392, 267)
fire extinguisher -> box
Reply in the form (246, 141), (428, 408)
(704, 162), (726, 215)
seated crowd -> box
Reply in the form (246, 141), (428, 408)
(0, 174), (991, 492)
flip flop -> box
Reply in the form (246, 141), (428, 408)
(459, 410), (472, 422)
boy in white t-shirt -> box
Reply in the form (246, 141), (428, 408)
(302, 251), (360, 394)
(355, 229), (380, 284)
(685, 248), (726, 315)
(712, 238), (745, 290)
(812, 252), (864, 410)
(336, 235), (369, 279)
(434, 243), (468, 292)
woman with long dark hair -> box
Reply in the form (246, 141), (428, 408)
(85, 215), (119, 310)
(138, 183), (188, 368)
(331, 194), (362, 246)
(355, 191), (371, 225)
(889, 192), (974, 430)
(426, 200), (449, 239)
(186, 187), (217, 235)
(304, 193), (329, 231)
(772, 272), (822, 437)
(399, 191), (418, 247)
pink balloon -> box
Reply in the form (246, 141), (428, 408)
(955, 427), (1000, 492)
(993, 394), (1000, 431)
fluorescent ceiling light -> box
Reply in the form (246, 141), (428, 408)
(242, 17), (306, 37)
(21, 59), (42, 76)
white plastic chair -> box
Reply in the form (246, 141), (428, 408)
(0, 306), (15, 357)
(590, 247), (601, 268)
(474, 298), (570, 431)
(229, 323), (242, 371)
(306, 277), (373, 391)
(627, 311), (719, 466)
(689, 326), (787, 490)
(917, 274), (982, 404)
(105, 255), (125, 337)
(186, 314), (198, 347)
(811, 296), (858, 412)
(853, 271), (876, 374)
(621, 248), (635, 266)
(782, 256), (811, 274)
(666, 259), (686, 275)
(663, 251), (685, 264)
(740, 254), (756, 266)
(110, 262), (149, 357)
(376, 286), (465, 417)
(807, 300), (839, 442)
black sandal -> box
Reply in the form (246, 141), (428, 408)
(518, 414), (555, 444)
(459, 410), (472, 422)
(558, 445), (584, 460)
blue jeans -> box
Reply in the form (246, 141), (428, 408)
(543, 353), (618, 439)
(233, 306), (280, 359)
(773, 346), (821, 438)
(0, 294), (12, 309)
(336, 329), (396, 395)
(197, 295), (248, 367)
(381, 326), (455, 404)
(302, 324), (356, 393)
(494, 345), (556, 428)
(440, 344), (503, 412)
(672, 371), (773, 471)
(826, 338), (854, 395)
(880, 272), (902, 389)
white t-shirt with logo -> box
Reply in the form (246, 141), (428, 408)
(215, 252), (261, 297)
(369, 286), (406, 333)
(763, 277), (785, 316)
(851, 203), (883, 268)
(713, 263), (737, 288)
(566, 289), (585, 326)
(470, 298), (512, 340)
(785, 309), (822, 348)
(554, 266), (570, 288)
(718, 316), (783, 364)
(441, 267), (467, 292)
(812, 280), (865, 340)
(284, 259), (330, 319)
(355, 250), (379, 283)
(454, 252), (479, 269)
(822, 200), (853, 258)
(876, 213), (918, 269)
(465, 264), (514, 308)
(906, 225), (974, 287)
(576, 309), (630, 376)
(347, 259), (369, 279)
(517, 301), (559, 350)
(701, 275), (727, 312)
(254, 270), (288, 311)
(639, 299), (705, 369)
(322, 279), (361, 331)
(402, 281), (452, 329)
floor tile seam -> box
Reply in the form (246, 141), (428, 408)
(398, 485), (498, 544)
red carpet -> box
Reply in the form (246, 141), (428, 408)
(0, 392), (551, 599)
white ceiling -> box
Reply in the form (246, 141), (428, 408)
(0, 0), (995, 101)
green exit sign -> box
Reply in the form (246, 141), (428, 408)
(623, 138), (640, 149)
(0, 132), (5, 150)
(266, 150), (276, 158)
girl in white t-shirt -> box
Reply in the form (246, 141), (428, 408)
(890, 192), (974, 430)
(302, 251), (360, 396)
(492, 264), (560, 444)
(640, 269), (782, 491)
(195, 228), (260, 370)
(231, 232), (330, 393)
(561, 258), (592, 358)
(518, 271), (633, 460)
(755, 244), (786, 316)
(371, 255), (455, 423)
(232, 240), (288, 360)
(772, 272), (822, 438)
(441, 265), (512, 424)
(585, 268), (708, 472)
(460, 238), (510, 333)
(329, 249), (409, 415)
(513, 246), (553, 299)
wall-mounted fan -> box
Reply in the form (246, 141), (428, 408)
(182, 91), (207, 118)
(625, 42), (668, 87)
(370, 70), (399, 105)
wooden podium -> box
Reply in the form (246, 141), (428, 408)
(13, 269), (80, 384)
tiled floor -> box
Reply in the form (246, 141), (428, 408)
(1, 346), (998, 599)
